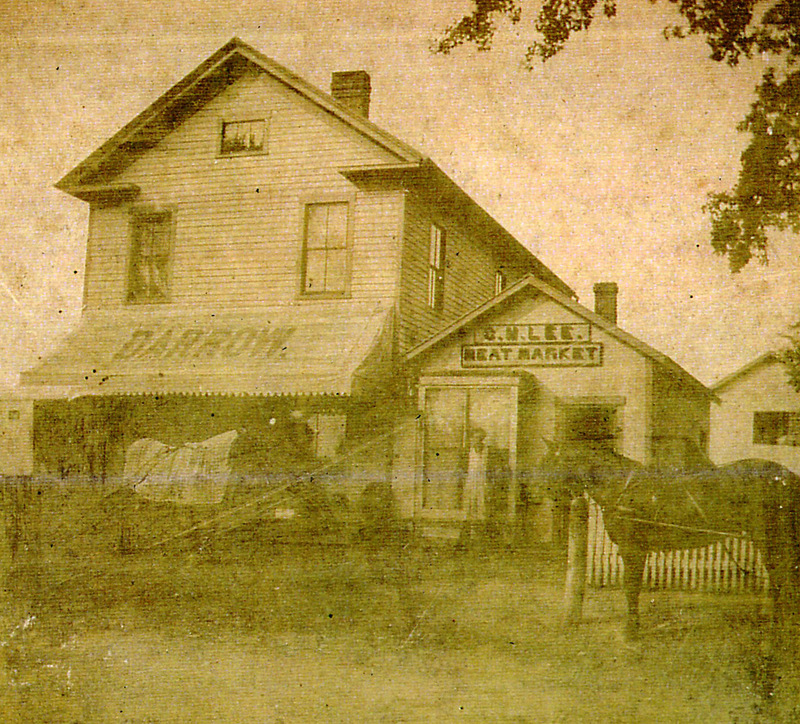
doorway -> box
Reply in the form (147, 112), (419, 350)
(420, 385), (513, 523)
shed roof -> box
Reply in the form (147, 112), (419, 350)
(20, 303), (393, 398)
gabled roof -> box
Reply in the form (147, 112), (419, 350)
(57, 37), (423, 192)
(57, 37), (574, 298)
(712, 352), (780, 393)
(406, 274), (712, 397)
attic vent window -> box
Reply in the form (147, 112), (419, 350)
(220, 119), (267, 155)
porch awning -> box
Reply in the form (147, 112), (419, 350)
(20, 303), (393, 397)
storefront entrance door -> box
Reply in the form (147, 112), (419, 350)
(421, 386), (513, 522)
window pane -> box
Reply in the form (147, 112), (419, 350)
(302, 202), (349, 294)
(753, 411), (800, 445)
(564, 405), (618, 450)
(469, 388), (511, 450)
(129, 213), (171, 302)
(426, 388), (466, 447)
(423, 388), (467, 510)
(427, 268), (438, 308)
(326, 203), (348, 249)
(324, 248), (347, 293)
(428, 224), (445, 310)
(469, 388), (513, 524)
(495, 270), (506, 295)
(305, 205), (328, 249)
(221, 119), (265, 154)
(303, 249), (326, 292)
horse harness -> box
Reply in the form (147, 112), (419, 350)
(603, 464), (749, 541)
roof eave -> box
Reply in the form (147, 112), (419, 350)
(56, 37), (422, 193)
(406, 274), (714, 399)
(712, 351), (779, 393)
(340, 159), (576, 300)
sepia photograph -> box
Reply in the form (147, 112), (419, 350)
(1, 1), (800, 721)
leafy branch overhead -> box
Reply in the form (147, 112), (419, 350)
(436, 0), (800, 273)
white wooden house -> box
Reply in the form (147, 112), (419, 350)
(710, 353), (800, 473)
(20, 38), (571, 494)
(20, 38), (712, 539)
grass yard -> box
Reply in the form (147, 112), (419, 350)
(0, 485), (798, 723)
(1, 540), (798, 723)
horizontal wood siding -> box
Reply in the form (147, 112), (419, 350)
(398, 190), (532, 352)
(84, 69), (404, 310)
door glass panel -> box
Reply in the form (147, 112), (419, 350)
(423, 388), (467, 510)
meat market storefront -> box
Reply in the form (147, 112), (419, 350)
(397, 276), (713, 542)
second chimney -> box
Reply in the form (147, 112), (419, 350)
(331, 71), (371, 118)
(593, 282), (618, 326)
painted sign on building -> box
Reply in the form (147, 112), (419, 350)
(462, 323), (603, 368)
(112, 326), (296, 363)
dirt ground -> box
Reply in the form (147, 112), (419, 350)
(0, 482), (797, 723)
(1, 530), (798, 724)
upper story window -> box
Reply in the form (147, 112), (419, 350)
(753, 411), (800, 446)
(127, 210), (172, 304)
(220, 118), (267, 155)
(301, 202), (349, 296)
(495, 269), (507, 295)
(428, 223), (446, 311)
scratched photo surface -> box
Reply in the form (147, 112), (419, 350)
(1, 2), (799, 722)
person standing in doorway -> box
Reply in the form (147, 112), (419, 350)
(462, 427), (488, 544)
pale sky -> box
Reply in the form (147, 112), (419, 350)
(0, 0), (795, 386)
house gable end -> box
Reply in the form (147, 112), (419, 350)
(406, 275), (710, 398)
(58, 38), (421, 193)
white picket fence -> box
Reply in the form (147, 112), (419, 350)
(587, 499), (769, 592)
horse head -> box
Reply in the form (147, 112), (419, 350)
(538, 437), (587, 499)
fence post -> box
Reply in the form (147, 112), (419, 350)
(0, 478), (10, 590)
(564, 495), (589, 626)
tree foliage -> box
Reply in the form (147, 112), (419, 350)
(436, 0), (800, 272)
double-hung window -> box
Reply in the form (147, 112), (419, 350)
(301, 202), (349, 295)
(753, 411), (800, 445)
(428, 223), (446, 311)
(127, 210), (172, 303)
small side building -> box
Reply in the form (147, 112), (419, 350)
(396, 276), (713, 540)
(710, 353), (800, 473)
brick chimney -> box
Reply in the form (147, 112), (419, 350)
(593, 282), (618, 325)
(331, 71), (371, 118)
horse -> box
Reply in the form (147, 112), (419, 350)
(539, 441), (800, 639)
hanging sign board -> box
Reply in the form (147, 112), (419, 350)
(462, 323), (603, 368)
